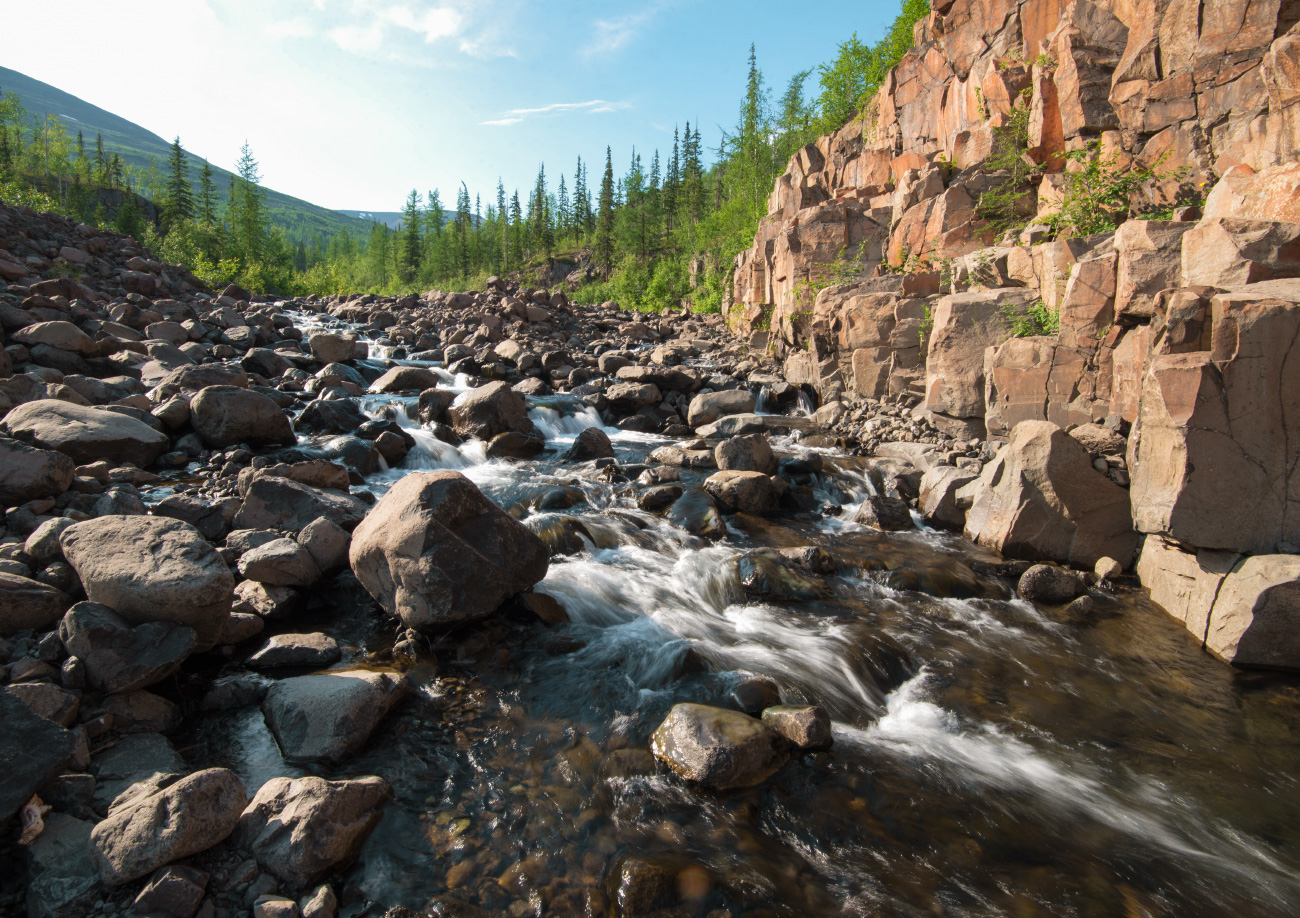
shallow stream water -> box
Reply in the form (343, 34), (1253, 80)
(182, 315), (1300, 918)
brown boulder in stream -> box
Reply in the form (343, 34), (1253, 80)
(349, 470), (549, 630)
(651, 703), (789, 789)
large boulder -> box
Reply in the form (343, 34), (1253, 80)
(91, 768), (247, 885)
(1181, 219), (1300, 288)
(152, 363), (249, 398)
(236, 775), (392, 885)
(0, 436), (75, 505)
(650, 703), (789, 789)
(60, 516), (234, 650)
(13, 320), (97, 355)
(1128, 284), (1300, 554)
(1137, 536), (1242, 644)
(714, 434), (776, 475)
(687, 389), (756, 428)
(702, 470), (778, 515)
(0, 572), (69, 636)
(237, 538), (322, 588)
(447, 381), (534, 441)
(1204, 555), (1300, 670)
(234, 476), (369, 533)
(0, 688), (76, 822)
(918, 466), (977, 529)
(2, 400), (170, 467)
(964, 421), (1137, 568)
(349, 471), (549, 630)
(261, 669), (409, 766)
(309, 333), (356, 364)
(190, 386), (295, 448)
(369, 366), (442, 394)
(59, 602), (196, 694)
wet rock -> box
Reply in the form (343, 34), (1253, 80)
(1017, 564), (1085, 604)
(369, 365), (441, 394)
(687, 389), (756, 428)
(3, 399), (170, 467)
(610, 856), (677, 916)
(650, 703), (789, 789)
(563, 426), (614, 462)
(761, 705), (833, 750)
(639, 483), (683, 512)
(736, 552), (831, 602)
(200, 673), (271, 712)
(89, 690), (181, 735)
(132, 864), (209, 918)
(91, 768), (246, 885)
(296, 398), (368, 435)
(666, 488), (727, 539)
(703, 470), (778, 515)
(236, 775), (392, 885)
(60, 516), (234, 651)
(714, 433), (776, 474)
(965, 421), (1137, 569)
(191, 386), (295, 448)
(0, 571), (69, 636)
(854, 491), (915, 531)
(0, 436), (75, 505)
(350, 470), (549, 630)
(238, 538), (322, 588)
(448, 381), (533, 440)
(484, 428), (546, 460)
(254, 896), (300, 918)
(24, 813), (102, 918)
(234, 476), (369, 533)
(729, 674), (782, 715)
(262, 669), (409, 766)
(59, 602), (196, 693)
(246, 633), (341, 670)
(0, 688), (76, 820)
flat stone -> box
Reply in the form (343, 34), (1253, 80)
(262, 669), (409, 766)
(246, 633), (341, 670)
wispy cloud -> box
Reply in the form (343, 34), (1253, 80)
(265, 17), (315, 40)
(584, 4), (668, 57)
(480, 99), (631, 126)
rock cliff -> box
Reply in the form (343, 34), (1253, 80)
(729, 0), (1300, 667)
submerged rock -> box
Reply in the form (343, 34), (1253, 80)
(761, 705), (833, 750)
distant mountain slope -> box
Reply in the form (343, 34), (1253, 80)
(338, 210), (457, 230)
(0, 65), (379, 245)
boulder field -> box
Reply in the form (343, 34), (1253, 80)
(3, 0), (1300, 912)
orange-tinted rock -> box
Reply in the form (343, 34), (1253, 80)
(926, 289), (1040, 420)
(1203, 162), (1300, 224)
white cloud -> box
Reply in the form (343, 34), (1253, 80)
(481, 99), (631, 126)
(586, 7), (658, 56)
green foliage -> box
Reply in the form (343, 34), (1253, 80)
(920, 301), (933, 347)
(1049, 141), (1187, 237)
(974, 88), (1041, 237)
(1002, 298), (1059, 337)
(814, 0), (929, 133)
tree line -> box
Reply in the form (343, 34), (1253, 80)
(0, 0), (930, 308)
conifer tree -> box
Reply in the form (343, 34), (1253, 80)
(425, 189), (445, 236)
(509, 190), (523, 267)
(197, 159), (218, 225)
(571, 156), (587, 243)
(665, 127), (680, 233)
(556, 174), (571, 243)
(495, 179), (508, 269)
(595, 146), (616, 270)
(454, 182), (472, 278)
(401, 188), (422, 280)
(94, 133), (106, 182)
(164, 136), (194, 225)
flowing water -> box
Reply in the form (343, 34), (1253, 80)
(182, 314), (1300, 918)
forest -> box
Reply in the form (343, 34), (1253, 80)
(0, 0), (928, 311)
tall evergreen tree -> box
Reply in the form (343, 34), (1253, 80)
(425, 189), (445, 236)
(495, 179), (509, 269)
(230, 140), (267, 261)
(164, 136), (194, 226)
(401, 188), (422, 280)
(94, 133), (106, 181)
(665, 127), (681, 234)
(556, 174), (571, 243)
(595, 146), (616, 270)
(454, 182), (472, 278)
(509, 190), (523, 267)
(197, 159), (218, 225)
(571, 156), (587, 243)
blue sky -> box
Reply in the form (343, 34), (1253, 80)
(1, 0), (903, 213)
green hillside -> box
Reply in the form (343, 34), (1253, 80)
(0, 64), (377, 245)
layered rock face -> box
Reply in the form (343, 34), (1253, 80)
(727, 0), (1300, 667)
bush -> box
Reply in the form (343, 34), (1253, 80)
(1050, 141), (1187, 237)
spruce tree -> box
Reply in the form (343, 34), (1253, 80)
(509, 190), (523, 267)
(665, 127), (680, 234)
(231, 140), (266, 262)
(595, 146), (616, 270)
(495, 179), (508, 269)
(94, 133), (106, 182)
(164, 136), (194, 226)
(571, 156), (587, 243)
(197, 160), (218, 225)
(401, 188), (422, 280)
(556, 174), (570, 243)
(454, 183), (472, 278)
